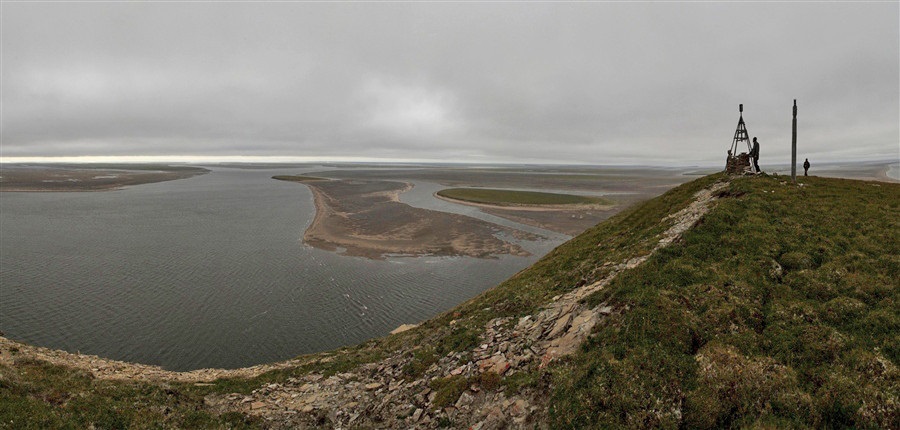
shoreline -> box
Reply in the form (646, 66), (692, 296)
(0, 167), (208, 192)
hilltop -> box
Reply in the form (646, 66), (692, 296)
(1, 173), (897, 428)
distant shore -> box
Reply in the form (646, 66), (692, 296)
(0, 165), (209, 192)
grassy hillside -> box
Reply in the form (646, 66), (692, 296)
(1, 173), (896, 428)
(549, 175), (899, 428)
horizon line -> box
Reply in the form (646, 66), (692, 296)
(0, 155), (895, 169)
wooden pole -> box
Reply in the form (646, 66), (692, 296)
(792, 99), (797, 183)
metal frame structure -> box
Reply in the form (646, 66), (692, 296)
(729, 104), (752, 156)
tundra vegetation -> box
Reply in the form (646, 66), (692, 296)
(1, 173), (897, 428)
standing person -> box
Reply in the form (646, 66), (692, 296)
(803, 158), (810, 176)
(751, 137), (761, 173)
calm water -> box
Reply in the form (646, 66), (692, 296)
(0, 168), (562, 370)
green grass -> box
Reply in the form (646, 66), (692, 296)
(0, 358), (261, 429)
(4, 173), (896, 428)
(271, 175), (327, 182)
(436, 188), (611, 206)
(549, 175), (899, 428)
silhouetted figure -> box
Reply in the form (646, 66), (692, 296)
(803, 158), (810, 176)
(751, 137), (760, 173)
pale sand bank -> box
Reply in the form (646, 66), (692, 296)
(292, 179), (539, 259)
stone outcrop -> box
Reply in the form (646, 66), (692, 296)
(726, 153), (753, 175)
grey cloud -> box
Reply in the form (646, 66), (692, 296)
(1, 2), (897, 165)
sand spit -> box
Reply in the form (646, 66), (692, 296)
(298, 179), (539, 259)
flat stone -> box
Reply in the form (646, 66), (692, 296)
(455, 391), (475, 408)
(545, 311), (573, 339)
(365, 382), (383, 390)
(569, 309), (597, 335)
(516, 315), (531, 328)
(250, 401), (266, 410)
(491, 359), (511, 376)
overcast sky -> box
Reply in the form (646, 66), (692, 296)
(2, 2), (897, 166)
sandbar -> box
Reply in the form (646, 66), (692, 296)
(286, 178), (538, 259)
